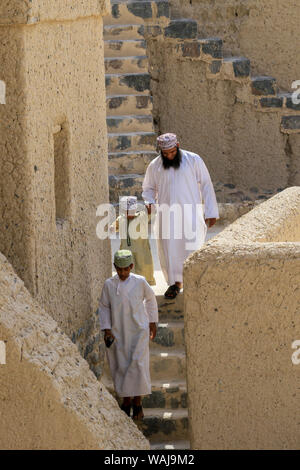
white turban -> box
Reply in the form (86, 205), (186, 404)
(157, 133), (178, 150)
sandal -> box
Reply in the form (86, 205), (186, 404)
(132, 404), (144, 421)
(121, 403), (131, 417)
(164, 284), (180, 299)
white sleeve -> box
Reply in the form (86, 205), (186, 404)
(143, 280), (158, 323)
(195, 156), (219, 219)
(98, 282), (112, 330)
(142, 163), (157, 205)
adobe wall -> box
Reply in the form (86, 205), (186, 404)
(147, 36), (300, 200)
(0, 0), (110, 24)
(184, 187), (300, 449)
(0, 251), (148, 449)
(170, 0), (300, 91)
(0, 1), (111, 359)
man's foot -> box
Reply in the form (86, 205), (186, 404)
(120, 402), (131, 417)
(164, 284), (180, 299)
(132, 404), (144, 421)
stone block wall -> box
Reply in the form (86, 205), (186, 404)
(169, 0), (300, 91)
(184, 187), (300, 449)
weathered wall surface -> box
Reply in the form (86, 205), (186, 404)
(0, 0), (110, 24)
(184, 187), (300, 449)
(0, 3), (111, 366)
(0, 252), (149, 449)
(169, 0), (300, 91)
(147, 37), (300, 199)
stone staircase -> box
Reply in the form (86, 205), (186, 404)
(104, 1), (170, 203)
(102, 293), (190, 450)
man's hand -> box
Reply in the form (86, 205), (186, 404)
(149, 322), (157, 340)
(205, 218), (217, 228)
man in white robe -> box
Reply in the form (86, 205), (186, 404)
(98, 249), (158, 420)
(142, 133), (219, 298)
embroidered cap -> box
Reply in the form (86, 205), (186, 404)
(114, 249), (133, 268)
(157, 133), (178, 150)
(120, 196), (137, 215)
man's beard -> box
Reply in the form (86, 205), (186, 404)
(161, 148), (182, 169)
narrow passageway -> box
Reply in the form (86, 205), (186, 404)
(109, 223), (224, 449)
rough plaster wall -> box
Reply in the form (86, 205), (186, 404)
(0, 252), (149, 449)
(148, 40), (297, 195)
(184, 188), (300, 449)
(170, 0), (300, 91)
(184, 244), (300, 450)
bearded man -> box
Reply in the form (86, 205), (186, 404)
(142, 133), (219, 299)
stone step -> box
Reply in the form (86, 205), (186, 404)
(105, 55), (148, 74)
(104, 39), (146, 58)
(150, 348), (186, 381)
(104, 24), (146, 40)
(108, 150), (156, 175)
(106, 94), (153, 115)
(157, 293), (184, 321)
(251, 76), (277, 96)
(152, 321), (185, 349)
(106, 73), (151, 95)
(142, 380), (187, 409)
(109, 178), (243, 204)
(108, 131), (156, 152)
(139, 408), (189, 442)
(104, 1), (170, 26)
(150, 440), (190, 450)
(107, 114), (154, 133)
(164, 19), (198, 40)
(109, 173), (144, 202)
